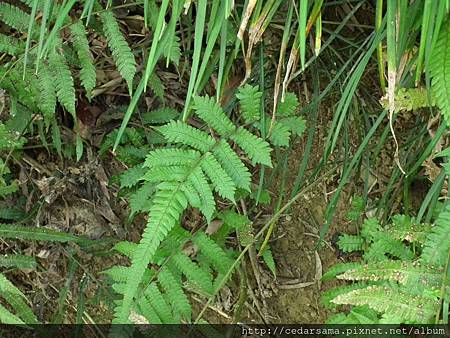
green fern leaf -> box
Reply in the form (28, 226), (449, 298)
(430, 19), (450, 126)
(129, 182), (155, 217)
(266, 120), (291, 147)
(338, 260), (443, 288)
(279, 116), (306, 136)
(119, 165), (146, 188)
(0, 34), (25, 55)
(193, 232), (234, 274)
(99, 10), (136, 94)
(422, 205), (450, 266)
(277, 92), (299, 117)
(137, 297), (162, 324)
(322, 262), (361, 281)
(189, 167), (215, 222)
(320, 283), (370, 308)
(0, 254), (36, 269)
(331, 285), (438, 323)
(380, 88), (436, 112)
(337, 234), (364, 252)
(171, 252), (213, 294)
(0, 3), (30, 33)
(213, 140), (251, 191)
(70, 21), (96, 98)
(0, 223), (91, 244)
(158, 120), (215, 152)
(143, 283), (174, 323)
(387, 215), (432, 244)
(142, 107), (180, 124)
(236, 84), (262, 123)
(193, 96), (235, 136)
(163, 32), (181, 66)
(49, 42), (76, 116)
(201, 153), (236, 201)
(113, 187), (187, 323)
(38, 63), (57, 127)
(144, 149), (201, 168)
(158, 268), (191, 321)
(230, 127), (272, 167)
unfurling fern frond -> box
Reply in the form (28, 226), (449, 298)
(422, 205), (450, 266)
(70, 21), (96, 98)
(112, 97), (272, 322)
(99, 10), (136, 94)
(236, 84), (262, 123)
(0, 3), (31, 33)
(430, 19), (450, 126)
(331, 285), (438, 323)
(49, 40), (76, 117)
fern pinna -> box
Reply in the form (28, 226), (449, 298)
(323, 212), (450, 324)
(111, 95), (273, 323)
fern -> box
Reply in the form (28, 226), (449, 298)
(236, 84), (262, 123)
(430, 18), (450, 126)
(0, 34), (25, 56)
(379, 88), (436, 112)
(48, 40), (76, 117)
(331, 286), (438, 323)
(112, 96), (272, 322)
(422, 205), (450, 266)
(0, 3), (31, 33)
(70, 21), (96, 98)
(0, 272), (38, 324)
(336, 234), (364, 252)
(38, 63), (57, 127)
(99, 9), (136, 94)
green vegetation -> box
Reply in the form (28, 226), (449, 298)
(0, 0), (449, 328)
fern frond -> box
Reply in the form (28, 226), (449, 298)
(320, 283), (370, 308)
(213, 140), (251, 191)
(189, 166), (215, 222)
(129, 182), (155, 217)
(337, 234), (364, 252)
(430, 19), (450, 126)
(163, 32), (181, 66)
(277, 92), (299, 117)
(171, 252), (213, 294)
(143, 283), (174, 323)
(322, 262), (361, 281)
(267, 120), (291, 147)
(142, 107), (179, 124)
(158, 120), (215, 152)
(0, 3), (31, 33)
(0, 254), (36, 269)
(279, 116), (306, 136)
(70, 21), (96, 98)
(119, 165), (146, 188)
(0, 34), (25, 55)
(193, 96), (235, 136)
(201, 153), (236, 201)
(144, 149), (201, 168)
(387, 215), (432, 244)
(37, 63), (57, 127)
(380, 88), (436, 112)
(230, 127), (272, 167)
(331, 285), (438, 323)
(99, 10), (136, 94)
(158, 268), (191, 321)
(137, 297), (162, 324)
(338, 260), (443, 288)
(49, 41), (76, 116)
(113, 187), (187, 323)
(422, 205), (450, 266)
(193, 232), (234, 274)
(236, 84), (262, 123)
(0, 223), (91, 244)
